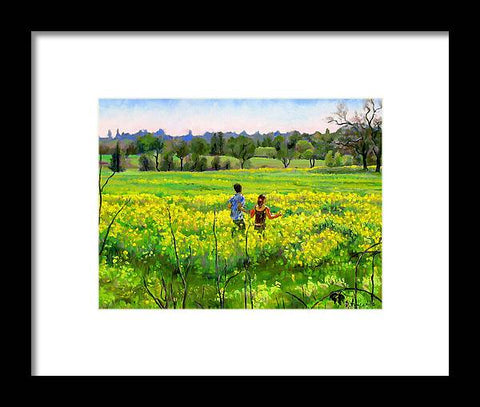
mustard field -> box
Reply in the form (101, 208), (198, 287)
(99, 167), (382, 309)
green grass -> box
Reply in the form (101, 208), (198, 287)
(101, 167), (382, 197)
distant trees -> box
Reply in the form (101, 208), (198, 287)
(139, 154), (154, 171)
(125, 142), (138, 157)
(109, 141), (126, 172)
(276, 145), (296, 168)
(136, 133), (164, 171)
(272, 136), (285, 151)
(193, 156), (208, 171)
(327, 104), (367, 169)
(100, 108), (382, 173)
(226, 136), (256, 169)
(273, 135), (296, 168)
(210, 132), (225, 155)
(273, 135), (285, 151)
(288, 130), (302, 147)
(325, 151), (335, 167)
(260, 135), (274, 147)
(190, 138), (209, 171)
(339, 131), (370, 170)
(302, 148), (321, 168)
(211, 155), (221, 170)
(311, 130), (335, 160)
(302, 149), (314, 167)
(325, 150), (350, 167)
(99, 144), (111, 161)
(160, 151), (176, 171)
(295, 140), (313, 156)
(173, 140), (190, 171)
(151, 137), (165, 171)
(334, 152), (343, 167)
(296, 140), (318, 168)
(191, 137), (209, 156)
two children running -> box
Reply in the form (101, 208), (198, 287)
(227, 183), (282, 236)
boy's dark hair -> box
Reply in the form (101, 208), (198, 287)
(233, 183), (242, 193)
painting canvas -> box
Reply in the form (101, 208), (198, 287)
(98, 99), (382, 309)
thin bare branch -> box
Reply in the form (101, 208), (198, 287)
(166, 206), (189, 308)
(99, 198), (131, 256)
(98, 168), (116, 222)
(285, 291), (308, 308)
(143, 276), (165, 309)
(354, 238), (382, 308)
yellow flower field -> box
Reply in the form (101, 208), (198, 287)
(99, 169), (382, 309)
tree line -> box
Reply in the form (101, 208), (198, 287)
(99, 100), (382, 172)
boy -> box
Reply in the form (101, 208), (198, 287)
(228, 183), (247, 233)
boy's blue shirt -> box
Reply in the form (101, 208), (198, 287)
(228, 193), (245, 220)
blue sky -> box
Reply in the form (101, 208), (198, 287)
(98, 98), (367, 137)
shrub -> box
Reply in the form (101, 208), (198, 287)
(243, 159), (252, 169)
(353, 154), (362, 165)
(325, 151), (335, 167)
(139, 154), (154, 171)
(183, 161), (193, 171)
(224, 159), (231, 170)
(191, 154), (207, 171)
(343, 155), (353, 166)
(211, 155), (221, 170)
(296, 140), (314, 156)
(160, 151), (175, 171)
(196, 156), (208, 171)
(334, 152), (343, 167)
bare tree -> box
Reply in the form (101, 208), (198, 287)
(364, 99), (383, 172)
(327, 100), (382, 171)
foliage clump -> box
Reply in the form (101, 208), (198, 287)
(139, 154), (154, 171)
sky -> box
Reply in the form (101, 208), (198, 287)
(98, 99), (367, 138)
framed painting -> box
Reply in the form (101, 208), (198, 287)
(31, 31), (450, 376)
(98, 98), (383, 310)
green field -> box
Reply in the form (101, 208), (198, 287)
(102, 167), (381, 197)
(99, 167), (382, 309)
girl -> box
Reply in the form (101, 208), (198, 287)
(250, 194), (282, 233)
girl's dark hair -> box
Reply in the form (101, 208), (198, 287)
(234, 183), (242, 193)
(257, 194), (266, 206)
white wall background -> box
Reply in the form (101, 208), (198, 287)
(32, 33), (449, 375)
